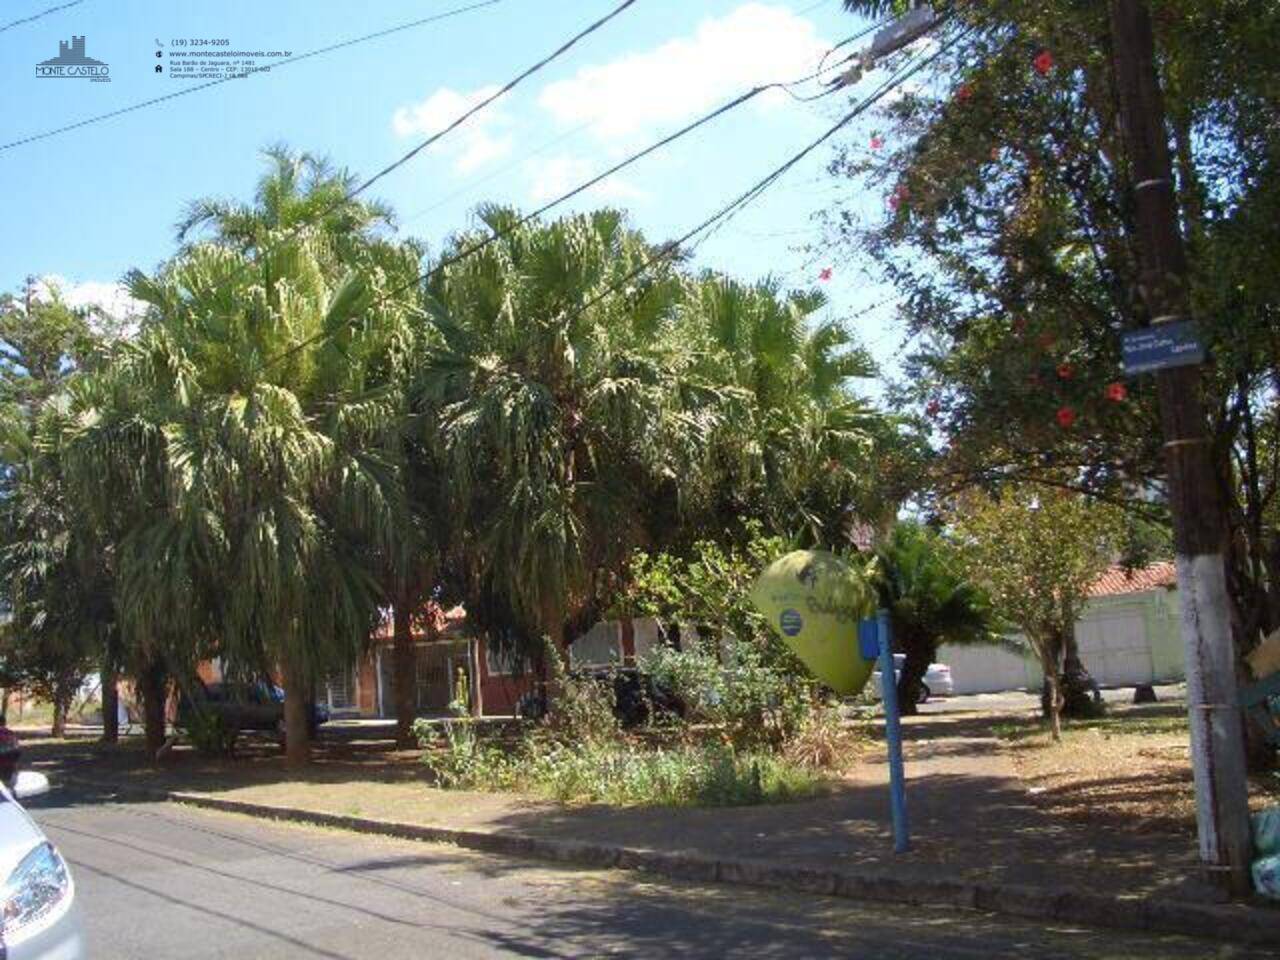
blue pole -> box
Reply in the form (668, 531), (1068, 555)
(876, 608), (910, 853)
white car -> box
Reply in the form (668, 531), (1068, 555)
(870, 653), (955, 703)
(0, 771), (83, 959)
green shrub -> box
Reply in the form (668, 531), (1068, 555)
(185, 712), (238, 756)
(543, 638), (620, 747)
(418, 722), (825, 807)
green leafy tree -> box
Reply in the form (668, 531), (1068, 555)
(419, 207), (698, 656)
(950, 486), (1124, 738)
(0, 282), (118, 739)
(674, 278), (892, 547)
(68, 147), (416, 764)
(829, 1), (1280, 661)
(0, 401), (108, 737)
(870, 520), (994, 714)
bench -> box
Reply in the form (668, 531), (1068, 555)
(1240, 672), (1280, 746)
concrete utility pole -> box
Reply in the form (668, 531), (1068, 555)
(1108, 0), (1253, 895)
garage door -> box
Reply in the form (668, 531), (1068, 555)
(1074, 612), (1153, 687)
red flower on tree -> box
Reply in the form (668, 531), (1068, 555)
(818, 267), (833, 282)
(1034, 50), (1055, 75)
(1057, 362), (1074, 380)
(1056, 406), (1076, 428)
(955, 83), (974, 103)
(870, 135), (884, 150)
(1105, 381), (1128, 402)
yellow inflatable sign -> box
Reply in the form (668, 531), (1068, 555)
(750, 550), (877, 696)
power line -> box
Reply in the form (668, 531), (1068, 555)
(345, 0), (641, 207)
(0, 0), (82, 35)
(263, 25), (958, 372)
(400, 13), (892, 226)
(562, 34), (962, 326)
(259, 34), (893, 371)
(0, 0), (505, 153)
(112, 0), (643, 359)
(399, 120), (596, 226)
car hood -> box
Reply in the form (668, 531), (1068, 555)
(0, 787), (50, 879)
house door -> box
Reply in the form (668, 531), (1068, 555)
(1074, 611), (1154, 687)
(321, 664), (358, 714)
(414, 645), (453, 713)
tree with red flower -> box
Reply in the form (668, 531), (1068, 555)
(1056, 406), (1076, 428)
(1034, 50), (1054, 75)
(1105, 382), (1127, 402)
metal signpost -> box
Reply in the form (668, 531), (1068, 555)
(753, 551), (910, 854)
(874, 611), (910, 853)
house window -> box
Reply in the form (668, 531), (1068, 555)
(570, 621), (622, 667)
(485, 643), (526, 677)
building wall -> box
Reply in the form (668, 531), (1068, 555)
(938, 588), (1186, 696)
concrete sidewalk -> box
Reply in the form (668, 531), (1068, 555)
(39, 709), (1279, 944)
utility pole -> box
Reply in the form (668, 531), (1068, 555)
(1108, 0), (1252, 896)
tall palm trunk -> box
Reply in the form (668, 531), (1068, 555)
(101, 636), (119, 743)
(138, 659), (168, 755)
(51, 696), (68, 739)
(283, 660), (311, 767)
(895, 627), (932, 717)
(392, 600), (417, 748)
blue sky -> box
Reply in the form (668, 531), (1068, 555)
(0, 0), (905, 374)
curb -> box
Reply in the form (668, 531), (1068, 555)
(70, 780), (1280, 946)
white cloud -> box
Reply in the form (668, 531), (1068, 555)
(391, 84), (513, 174)
(527, 154), (646, 205)
(32, 275), (144, 338)
(38, 275), (144, 318)
(537, 3), (829, 142)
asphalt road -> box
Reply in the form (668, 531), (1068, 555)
(27, 785), (1237, 960)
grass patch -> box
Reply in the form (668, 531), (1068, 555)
(418, 720), (833, 808)
(993, 707), (1188, 744)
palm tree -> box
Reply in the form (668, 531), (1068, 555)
(418, 207), (693, 657)
(176, 144), (395, 260)
(872, 520), (994, 715)
(680, 277), (885, 547)
(70, 148), (416, 765)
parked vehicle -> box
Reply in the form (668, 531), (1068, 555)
(870, 654), (955, 703)
(175, 679), (330, 741)
(514, 666), (683, 727)
(0, 767), (83, 958)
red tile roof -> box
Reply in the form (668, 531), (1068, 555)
(1087, 561), (1178, 597)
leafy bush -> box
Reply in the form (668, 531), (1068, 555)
(543, 637), (620, 746)
(185, 711), (238, 756)
(640, 635), (812, 750)
(415, 717), (522, 790)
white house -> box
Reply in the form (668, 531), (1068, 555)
(938, 562), (1185, 695)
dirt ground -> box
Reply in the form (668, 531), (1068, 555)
(993, 701), (1278, 835)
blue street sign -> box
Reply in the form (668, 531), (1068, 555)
(1122, 321), (1206, 375)
(857, 618), (880, 661)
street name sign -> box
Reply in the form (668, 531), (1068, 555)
(1122, 320), (1206, 375)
